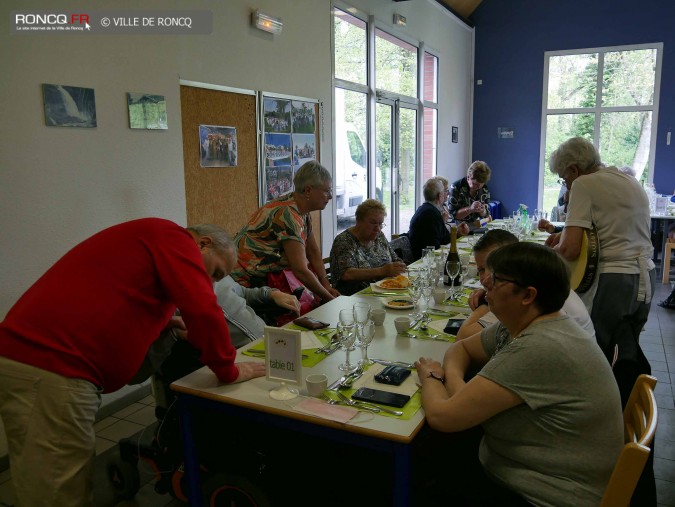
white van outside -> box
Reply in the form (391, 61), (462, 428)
(334, 122), (382, 220)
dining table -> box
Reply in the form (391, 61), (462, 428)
(171, 290), (469, 506)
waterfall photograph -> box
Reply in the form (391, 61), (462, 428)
(42, 83), (97, 128)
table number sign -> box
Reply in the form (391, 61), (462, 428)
(264, 326), (302, 400)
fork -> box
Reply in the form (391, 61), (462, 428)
(335, 391), (403, 416)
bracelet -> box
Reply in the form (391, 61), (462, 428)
(427, 371), (445, 383)
(319, 274), (329, 280)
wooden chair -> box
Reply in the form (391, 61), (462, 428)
(599, 374), (658, 507)
(661, 237), (675, 283)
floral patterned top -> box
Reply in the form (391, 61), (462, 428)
(329, 229), (401, 295)
(231, 193), (311, 288)
(449, 177), (491, 224)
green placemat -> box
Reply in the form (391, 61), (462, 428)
(322, 364), (422, 420)
(241, 325), (336, 368)
(400, 312), (458, 343)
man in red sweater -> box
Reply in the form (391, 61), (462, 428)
(0, 218), (266, 507)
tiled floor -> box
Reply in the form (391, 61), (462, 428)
(0, 283), (674, 506)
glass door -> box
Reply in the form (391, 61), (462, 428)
(375, 99), (417, 238)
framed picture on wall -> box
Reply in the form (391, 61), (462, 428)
(42, 83), (97, 128)
(199, 125), (238, 167)
(127, 92), (168, 129)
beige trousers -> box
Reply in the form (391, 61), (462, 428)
(0, 356), (101, 507)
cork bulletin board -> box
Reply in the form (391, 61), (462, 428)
(180, 84), (323, 252)
(180, 84), (259, 236)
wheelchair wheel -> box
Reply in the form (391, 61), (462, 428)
(106, 457), (141, 500)
(201, 472), (270, 507)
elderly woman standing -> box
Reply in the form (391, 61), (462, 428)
(232, 161), (340, 308)
(415, 242), (622, 506)
(329, 199), (407, 295)
(449, 160), (492, 224)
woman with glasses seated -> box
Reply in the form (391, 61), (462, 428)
(231, 161), (340, 316)
(415, 242), (622, 507)
(329, 199), (407, 295)
(449, 160), (492, 225)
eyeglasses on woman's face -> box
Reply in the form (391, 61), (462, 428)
(485, 272), (526, 290)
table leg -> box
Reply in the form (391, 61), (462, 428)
(177, 394), (203, 506)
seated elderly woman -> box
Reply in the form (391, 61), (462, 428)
(329, 199), (407, 295)
(449, 160), (492, 225)
(408, 178), (469, 261)
(415, 242), (622, 506)
(231, 161), (340, 314)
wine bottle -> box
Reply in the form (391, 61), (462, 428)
(444, 226), (462, 287)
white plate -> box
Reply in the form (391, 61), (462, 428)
(383, 298), (414, 310)
(374, 278), (408, 290)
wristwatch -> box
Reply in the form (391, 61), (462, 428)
(427, 371), (445, 383)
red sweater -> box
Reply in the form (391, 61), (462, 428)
(0, 218), (238, 392)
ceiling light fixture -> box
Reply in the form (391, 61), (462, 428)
(252, 10), (283, 35)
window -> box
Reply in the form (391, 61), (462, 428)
(540, 44), (662, 215)
(333, 5), (436, 237)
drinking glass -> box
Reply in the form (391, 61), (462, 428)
(407, 267), (420, 285)
(445, 260), (461, 301)
(353, 302), (371, 327)
(421, 279), (433, 309)
(356, 319), (375, 366)
(339, 309), (356, 352)
(337, 321), (357, 372)
(408, 283), (422, 318)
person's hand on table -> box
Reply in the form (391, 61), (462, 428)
(468, 288), (487, 311)
(326, 287), (340, 298)
(457, 222), (470, 236)
(270, 290), (301, 315)
(414, 357), (444, 381)
(545, 232), (561, 248)
(233, 361), (267, 383)
(381, 262), (407, 278)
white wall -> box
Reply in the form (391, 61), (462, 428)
(0, 0), (472, 456)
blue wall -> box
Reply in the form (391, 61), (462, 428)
(471, 0), (675, 215)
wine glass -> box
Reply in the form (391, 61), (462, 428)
(421, 278), (433, 309)
(353, 302), (371, 327)
(408, 283), (422, 318)
(407, 267), (420, 285)
(337, 321), (357, 372)
(356, 319), (375, 366)
(339, 309), (356, 352)
(445, 260), (461, 301)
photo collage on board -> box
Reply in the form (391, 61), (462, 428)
(263, 98), (317, 203)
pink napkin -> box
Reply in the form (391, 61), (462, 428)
(294, 397), (358, 423)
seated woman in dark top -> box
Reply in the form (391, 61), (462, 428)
(449, 160), (492, 225)
(329, 199), (406, 295)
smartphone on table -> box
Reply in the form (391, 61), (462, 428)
(351, 387), (411, 408)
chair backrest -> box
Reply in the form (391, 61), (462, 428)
(389, 234), (413, 265)
(599, 374), (658, 507)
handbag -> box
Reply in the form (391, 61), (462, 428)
(266, 269), (317, 326)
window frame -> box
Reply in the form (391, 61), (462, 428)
(537, 42), (663, 210)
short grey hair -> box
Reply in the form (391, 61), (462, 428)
(355, 199), (387, 221)
(431, 176), (449, 190)
(549, 137), (602, 176)
(619, 166), (636, 177)
(423, 178), (444, 202)
(186, 224), (233, 255)
(293, 160), (332, 191)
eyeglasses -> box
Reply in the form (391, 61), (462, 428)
(366, 220), (385, 229)
(490, 273), (526, 289)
